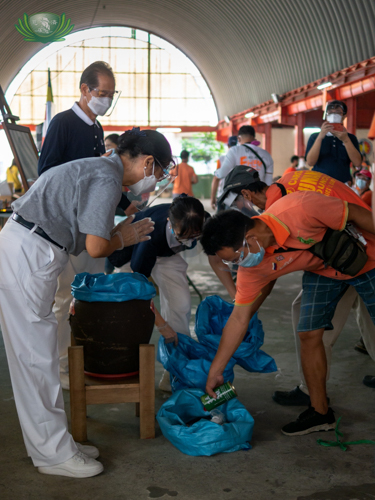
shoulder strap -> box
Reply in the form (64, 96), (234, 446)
(242, 144), (268, 174)
(275, 182), (287, 197)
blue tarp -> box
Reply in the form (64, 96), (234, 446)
(156, 388), (254, 456)
(157, 333), (236, 392)
(195, 295), (277, 373)
(71, 272), (156, 302)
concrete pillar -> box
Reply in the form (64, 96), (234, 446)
(264, 122), (272, 154)
(294, 113), (305, 156)
(346, 97), (357, 135)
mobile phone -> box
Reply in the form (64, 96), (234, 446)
(332, 123), (343, 131)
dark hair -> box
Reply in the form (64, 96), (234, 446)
(169, 196), (205, 237)
(238, 125), (255, 138)
(290, 155), (299, 163)
(326, 100), (347, 115)
(79, 61), (115, 89)
(117, 129), (174, 168)
(105, 133), (120, 145)
(201, 210), (254, 255)
(180, 150), (189, 160)
(231, 180), (267, 195)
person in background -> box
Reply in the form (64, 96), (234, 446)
(171, 150), (198, 198)
(215, 125), (274, 185)
(104, 133), (120, 152)
(6, 159), (23, 195)
(305, 100), (362, 183)
(361, 153), (370, 170)
(211, 135), (237, 210)
(37, 62), (133, 389)
(283, 155), (299, 174)
(0, 128), (173, 477)
(354, 169), (372, 207)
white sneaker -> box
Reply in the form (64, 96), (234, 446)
(60, 372), (70, 391)
(158, 370), (172, 392)
(75, 442), (99, 459)
(38, 451), (103, 478)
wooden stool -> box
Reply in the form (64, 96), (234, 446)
(68, 344), (155, 441)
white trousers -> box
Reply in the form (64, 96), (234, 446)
(0, 220), (77, 466)
(151, 253), (191, 336)
(54, 252), (105, 374)
(292, 286), (375, 394)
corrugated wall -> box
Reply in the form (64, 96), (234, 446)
(1, 0), (375, 120)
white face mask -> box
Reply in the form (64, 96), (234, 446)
(326, 113), (342, 124)
(128, 162), (158, 196)
(87, 95), (112, 116)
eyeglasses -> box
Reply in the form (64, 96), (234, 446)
(89, 87), (119, 99)
(170, 225), (201, 245)
(154, 157), (178, 182)
(222, 235), (249, 266)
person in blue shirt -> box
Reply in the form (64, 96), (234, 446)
(108, 196), (221, 391)
(108, 196), (208, 339)
(305, 100), (362, 183)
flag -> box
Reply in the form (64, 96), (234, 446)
(42, 68), (55, 144)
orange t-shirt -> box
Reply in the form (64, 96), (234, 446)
(361, 190), (372, 208)
(266, 170), (370, 211)
(283, 166), (297, 174)
(172, 162), (196, 196)
(235, 191), (375, 306)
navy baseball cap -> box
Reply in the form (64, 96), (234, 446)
(217, 165), (260, 206)
(228, 135), (238, 147)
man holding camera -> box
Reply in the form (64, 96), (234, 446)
(305, 100), (362, 182)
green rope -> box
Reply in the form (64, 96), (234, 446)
(317, 417), (375, 451)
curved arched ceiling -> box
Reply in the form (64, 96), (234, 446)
(1, 0), (375, 121)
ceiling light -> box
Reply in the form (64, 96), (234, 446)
(271, 93), (280, 104)
(224, 115), (231, 124)
(245, 112), (255, 118)
(317, 81), (332, 90)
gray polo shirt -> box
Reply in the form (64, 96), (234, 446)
(12, 154), (124, 255)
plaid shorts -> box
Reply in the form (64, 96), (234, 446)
(298, 268), (375, 332)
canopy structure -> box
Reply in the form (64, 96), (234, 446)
(1, 0), (375, 122)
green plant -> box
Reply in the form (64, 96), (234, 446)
(181, 133), (225, 163)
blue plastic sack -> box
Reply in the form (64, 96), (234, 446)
(71, 272), (156, 302)
(157, 334), (236, 392)
(195, 295), (277, 373)
(156, 388), (254, 456)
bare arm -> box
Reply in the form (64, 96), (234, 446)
(191, 173), (198, 185)
(205, 304), (253, 395)
(208, 255), (236, 300)
(205, 280), (276, 396)
(154, 306), (178, 345)
(210, 176), (220, 209)
(347, 203), (375, 234)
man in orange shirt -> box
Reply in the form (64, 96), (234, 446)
(283, 155), (299, 175)
(216, 166), (375, 397)
(201, 191), (375, 436)
(172, 150), (198, 198)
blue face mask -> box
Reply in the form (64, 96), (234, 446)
(239, 240), (265, 268)
(356, 179), (367, 190)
